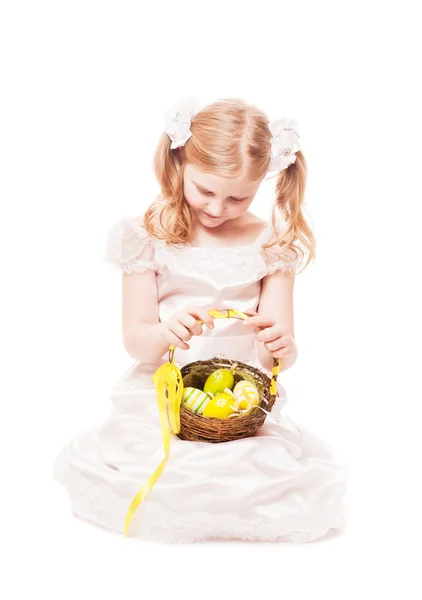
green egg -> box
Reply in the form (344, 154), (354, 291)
(203, 368), (235, 396)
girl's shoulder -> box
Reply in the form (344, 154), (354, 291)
(104, 214), (154, 250)
(258, 220), (303, 275)
(103, 214), (158, 275)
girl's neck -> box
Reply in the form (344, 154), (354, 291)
(188, 212), (265, 248)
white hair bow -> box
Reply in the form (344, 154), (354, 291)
(268, 118), (301, 172)
(163, 97), (203, 149)
(163, 99), (301, 173)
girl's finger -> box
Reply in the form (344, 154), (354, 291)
(243, 315), (276, 328)
(184, 307), (214, 332)
(195, 307), (215, 330)
(244, 308), (258, 317)
(165, 328), (191, 350)
(264, 339), (290, 352)
(272, 347), (290, 358)
(268, 336), (297, 355)
(172, 322), (194, 342)
(256, 326), (285, 342)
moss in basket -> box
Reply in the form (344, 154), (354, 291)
(203, 368), (235, 396)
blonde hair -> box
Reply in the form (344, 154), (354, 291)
(143, 98), (316, 273)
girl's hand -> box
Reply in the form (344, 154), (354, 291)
(160, 305), (215, 350)
(243, 313), (296, 360)
(244, 307), (259, 318)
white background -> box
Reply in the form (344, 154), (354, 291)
(2, 1), (421, 598)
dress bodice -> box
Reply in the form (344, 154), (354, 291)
(104, 215), (300, 365)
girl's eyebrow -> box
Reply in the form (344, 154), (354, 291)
(193, 181), (212, 191)
(193, 181), (247, 200)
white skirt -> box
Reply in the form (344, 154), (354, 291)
(52, 359), (348, 543)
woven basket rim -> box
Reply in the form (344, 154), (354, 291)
(177, 356), (277, 443)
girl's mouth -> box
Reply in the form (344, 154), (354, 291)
(203, 211), (222, 220)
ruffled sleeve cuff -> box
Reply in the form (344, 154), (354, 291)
(103, 216), (156, 275)
(261, 243), (302, 275)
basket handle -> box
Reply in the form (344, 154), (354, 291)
(167, 307), (281, 397)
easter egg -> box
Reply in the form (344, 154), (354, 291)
(202, 392), (238, 419)
(204, 368), (235, 396)
(182, 387), (211, 415)
(233, 380), (260, 414)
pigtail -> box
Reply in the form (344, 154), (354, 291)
(143, 133), (193, 244)
(263, 150), (316, 274)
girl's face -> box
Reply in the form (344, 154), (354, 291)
(183, 163), (261, 228)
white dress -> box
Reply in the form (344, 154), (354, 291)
(52, 216), (348, 543)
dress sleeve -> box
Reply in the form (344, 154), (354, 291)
(261, 240), (302, 275)
(103, 216), (156, 274)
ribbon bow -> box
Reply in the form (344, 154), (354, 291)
(268, 117), (301, 172)
(163, 97), (203, 149)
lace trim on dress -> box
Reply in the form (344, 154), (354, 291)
(103, 216), (156, 275)
(166, 221), (302, 275)
(103, 216), (301, 275)
(260, 243), (302, 275)
(57, 462), (346, 543)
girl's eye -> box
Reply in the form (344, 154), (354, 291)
(199, 189), (245, 202)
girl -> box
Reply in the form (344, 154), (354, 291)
(52, 97), (347, 543)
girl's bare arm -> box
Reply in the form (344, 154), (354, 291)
(121, 269), (169, 362)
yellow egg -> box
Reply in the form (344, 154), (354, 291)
(204, 368), (235, 396)
(233, 380), (260, 414)
(202, 392), (238, 419)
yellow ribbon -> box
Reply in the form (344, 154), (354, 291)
(123, 361), (183, 536)
(270, 361), (281, 395)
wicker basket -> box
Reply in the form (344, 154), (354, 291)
(170, 307), (280, 443)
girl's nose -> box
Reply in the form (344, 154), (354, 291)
(206, 202), (226, 217)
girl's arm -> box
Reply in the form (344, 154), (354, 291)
(255, 270), (298, 373)
(122, 268), (169, 362)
